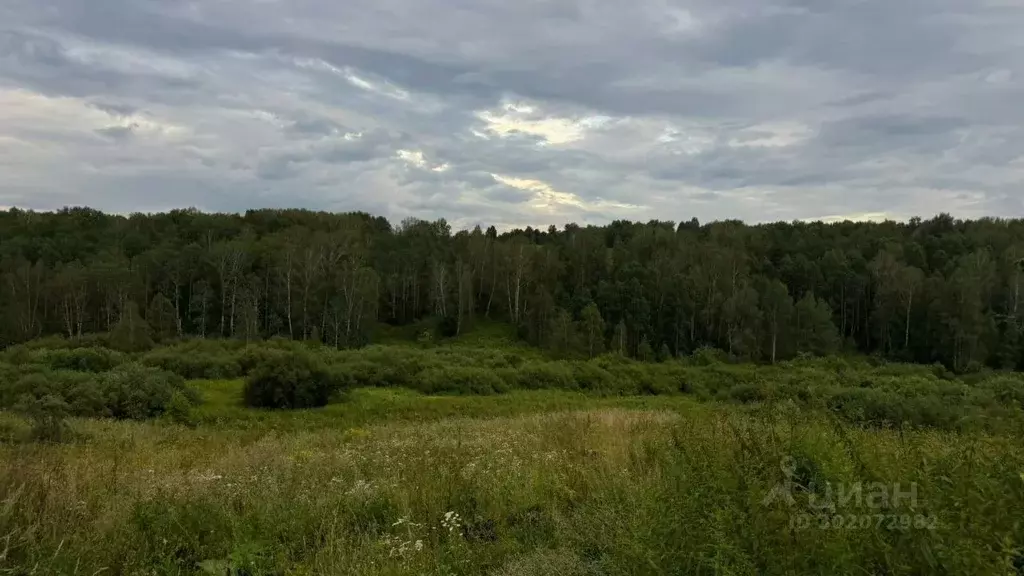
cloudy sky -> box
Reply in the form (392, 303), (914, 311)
(2, 0), (1023, 229)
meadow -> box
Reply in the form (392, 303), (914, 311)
(2, 332), (1024, 575)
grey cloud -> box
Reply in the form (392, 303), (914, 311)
(485, 185), (535, 205)
(317, 129), (405, 165)
(89, 101), (138, 116)
(286, 117), (346, 138)
(816, 115), (967, 153)
(2, 0), (1024, 226)
(94, 125), (136, 140)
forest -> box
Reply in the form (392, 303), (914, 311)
(5, 207), (1024, 574)
(1, 207), (1023, 371)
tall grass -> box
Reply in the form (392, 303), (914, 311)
(6, 337), (1024, 431)
(3, 336), (1024, 573)
(1, 390), (1023, 575)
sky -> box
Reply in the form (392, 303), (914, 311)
(1, 0), (1023, 230)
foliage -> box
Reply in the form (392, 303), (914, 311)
(4, 209), (1024, 372)
(25, 347), (126, 373)
(3, 392), (1024, 575)
(515, 362), (576, 390)
(97, 363), (200, 420)
(6, 334), (1024, 431)
(108, 301), (155, 353)
(243, 351), (343, 409)
(415, 366), (508, 395)
(0, 360), (197, 424)
(13, 393), (72, 442)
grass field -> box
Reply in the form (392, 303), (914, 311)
(3, 378), (1024, 575)
(3, 331), (1024, 574)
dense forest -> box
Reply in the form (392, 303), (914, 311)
(1, 207), (1022, 371)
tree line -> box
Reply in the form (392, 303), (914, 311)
(1, 207), (1022, 371)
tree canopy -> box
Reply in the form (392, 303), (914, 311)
(2, 207), (1022, 371)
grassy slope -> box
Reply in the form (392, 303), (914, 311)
(2, 382), (1024, 575)
(3, 326), (1024, 574)
(193, 380), (700, 429)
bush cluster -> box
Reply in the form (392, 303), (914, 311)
(5, 335), (1024, 431)
(0, 361), (200, 426)
(28, 347), (127, 372)
(243, 351), (345, 409)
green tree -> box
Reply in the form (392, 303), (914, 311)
(579, 303), (606, 358)
(722, 284), (762, 360)
(613, 320), (627, 356)
(658, 343), (672, 362)
(794, 294), (839, 356)
(760, 279), (793, 363)
(547, 308), (576, 356)
(637, 336), (654, 362)
(110, 301), (154, 353)
(147, 293), (178, 341)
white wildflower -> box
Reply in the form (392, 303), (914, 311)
(441, 511), (462, 533)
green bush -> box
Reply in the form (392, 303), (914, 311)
(243, 351), (342, 409)
(97, 363), (200, 420)
(141, 345), (242, 380)
(826, 387), (901, 426)
(977, 376), (1024, 409)
(14, 393), (72, 442)
(570, 362), (618, 393)
(163, 390), (199, 427)
(689, 346), (728, 366)
(108, 302), (155, 353)
(0, 369), (102, 417)
(724, 382), (768, 403)
(52, 370), (106, 416)
(516, 362), (577, 390)
(31, 347), (126, 372)
(415, 366), (508, 395)
(0, 362), (197, 425)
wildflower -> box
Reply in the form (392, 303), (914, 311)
(441, 511), (462, 533)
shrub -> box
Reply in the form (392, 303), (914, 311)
(330, 360), (386, 388)
(977, 376), (1024, 409)
(570, 362), (619, 394)
(141, 345), (242, 380)
(826, 387), (901, 426)
(13, 393), (72, 442)
(415, 366), (507, 395)
(438, 316), (460, 338)
(33, 347), (126, 372)
(722, 382), (762, 403)
(1, 361), (197, 424)
(689, 346), (728, 366)
(97, 363), (199, 420)
(1, 371), (55, 408)
(658, 364), (700, 394)
(243, 352), (342, 409)
(1, 369), (103, 416)
(53, 371), (106, 416)
(108, 302), (155, 353)
(932, 363), (958, 381)
(607, 362), (687, 396)
(516, 362), (577, 390)
(680, 364), (757, 396)
(163, 390), (199, 427)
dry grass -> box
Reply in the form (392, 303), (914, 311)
(2, 389), (1023, 575)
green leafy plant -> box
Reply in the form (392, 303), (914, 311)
(243, 351), (342, 409)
